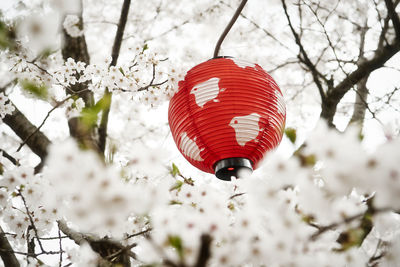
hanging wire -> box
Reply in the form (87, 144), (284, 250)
(213, 0), (248, 58)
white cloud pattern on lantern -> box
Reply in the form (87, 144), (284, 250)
(190, 77), (222, 108)
(229, 113), (261, 146)
(179, 132), (204, 161)
(231, 58), (256, 69)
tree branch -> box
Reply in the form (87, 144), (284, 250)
(311, 206), (398, 240)
(98, 0), (131, 154)
(0, 225), (20, 267)
(320, 38), (400, 124)
(125, 228), (152, 239)
(0, 149), (19, 166)
(57, 220), (133, 266)
(302, 0), (348, 76)
(19, 191), (46, 254)
(349, 20), (369, 127)
(3, 101), (51, 165)
(377, 6), (392, 48)
(194, 234), (212, 267)
(61, 23), (93, 106)
(61, 1), (101, 153)
(384, 0), (400, 41)
(110, 0), (131, 67)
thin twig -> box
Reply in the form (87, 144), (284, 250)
(136, 64), (167, 92)
(302, 0), (348, 76)
(125, 228), (152, 239)
(38, 236), (69, 240)
(0, 225), (20, 267)
(144, 21), (190, 42)
(0, 248), (63, 257)
(58, 229), (63, 267)
(143, 4), (220, 42)
(0, 149), (19, 166)
(281, 0), (327, 104)
(16, 89), (89, 152)
(229, 192), (246, 200)
(105, 243), (137, 261)
(228, 6), (293, 53)
(18, 191), (46, 253)
(310, 207), (398, 240)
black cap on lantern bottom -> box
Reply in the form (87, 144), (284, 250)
(214, 158), (253, 181)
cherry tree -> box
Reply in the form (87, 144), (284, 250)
(0, 0), (400, 266)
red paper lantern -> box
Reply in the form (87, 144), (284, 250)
(168, 57), (286, 180)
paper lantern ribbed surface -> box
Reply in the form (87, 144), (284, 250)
(168, 57), (286, 180)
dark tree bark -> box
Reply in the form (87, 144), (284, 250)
(58, 221), (133, 267)
(98, 0), (132, 154)
(350, 75), (369, 125)
(61, 2), (99, 152)
(3, 101), (51, 163)
(349, 21), (369, 126)
(194, 235), (212, 267)
(0, 225), (20, 267)
(320, 39), (400, 126)
(281, 0), (400, 128)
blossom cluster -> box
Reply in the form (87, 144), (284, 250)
(7, 45), (179, 111)
(63, 15), (84, 37)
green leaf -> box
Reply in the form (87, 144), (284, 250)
(118, 67), (125, 76)
(97, 93), (112, 110)
(169, 180), (183, 191)
(285, 127), (297, 144)
(170, 163), (181, 177)
(81, 107), (99, 128)
(0, 17), (15, 50)
(20, 80), (48, 100)
(142, 43), (149, 52)
(336, 228), (366, 251)
(81, 94), (112, 127)
(168, 235), (184, 260)
(169, 200), (183, 205)
(0, 163), (3, 175)
(336, 206), (373, 251)
(184, 177), (195, 186)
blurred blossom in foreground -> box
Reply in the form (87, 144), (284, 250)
(17, 12), (60, 55)
(1, 119), (400, 266)
(50, 0), (81, 14)
(42, 139), (169, 238)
